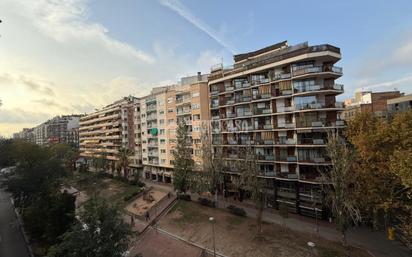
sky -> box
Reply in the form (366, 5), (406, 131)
(1, 0), (412, 137)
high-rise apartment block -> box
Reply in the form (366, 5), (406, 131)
(15, 115), (83, 147)
(208, 41), (345, 217)
(140, 73), (209, 182)
(79, 96), (141, 174)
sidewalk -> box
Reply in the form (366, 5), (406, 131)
(207, 195), (410, 257)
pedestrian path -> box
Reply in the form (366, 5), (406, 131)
(211, 195), (411, 257)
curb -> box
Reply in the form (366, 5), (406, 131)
(10, 198), (35, 257)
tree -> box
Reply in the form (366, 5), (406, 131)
(346, 111), (411, 234)
(192, 126), (224, 203)
(0, 138), (16, 168)
(172, 121), (194, 193)
(234, 145), (266, 238)
(24, 190), (76, 245)
(323, 131), (361, 247)
(93, 152), (108, 174)
(47, 198), (131, 257)
(49, 143), (79, 172)
(117, 147), (133, 178)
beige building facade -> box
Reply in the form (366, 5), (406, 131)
(141, 73), (209, 183)
(79, 96), (142, 175)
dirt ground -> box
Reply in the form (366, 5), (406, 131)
(125, 189), (167, 216)
(158, 201), (372, 257)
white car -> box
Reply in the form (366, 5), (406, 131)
(0, 166), (16, 175)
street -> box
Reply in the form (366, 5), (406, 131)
(0, 187), (30, 257)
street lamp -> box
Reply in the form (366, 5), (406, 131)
(209, 217), (216, 257)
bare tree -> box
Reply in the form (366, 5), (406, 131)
(195, 125), (225, 204)
(235, 144), (266, 238)
(322, 131), (361, 247)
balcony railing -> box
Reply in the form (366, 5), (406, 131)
(225, 86), (234, 91)
(227, 112), (236, 118)
(277, 106), (294, 112)
(273, 73), (292, 81)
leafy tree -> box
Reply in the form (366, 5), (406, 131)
(0, 138), (16, 168)
(93, 152), (108, 174)
(49, 143), (79, 172)
(117, 147), (133, 178)
(234, 145), (266, 237)
(172, 121), (194, 193)
(346, 111), (411, 234)
(323, 131), (361, 247)
(47, 198), (131, 257)
(23, 190), (76, 245)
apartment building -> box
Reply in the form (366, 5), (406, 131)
(79, 96), (142, 175)
(13, 128), (35, 143)
(387, 94), (412, 115)
(342, 90), (402, 120)
(26, 115), (83, 146)
(141, 73), (209, 183)
(208, 41), (345, 218)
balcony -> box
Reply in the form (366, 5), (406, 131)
(277, 106), (294, 112)
(177, 109), (191, 115)
(225, 86), (234, 91)
(263, 124), (274, 130)
(227, 99), (235, 105)
(264, 140), (274, 145)
(311, 121), (324, 127)
(244, 111), (253, 116)
(261, 93), (271, 99)
(211, 103), (219, 108)
(335, 102), (344, 108)
(263, 155), (275, 161)
(212, 115), (220, 120)
(148, 152), (159, 157)
(148, 142), (158, 147)
(278, 138), (296, 145)
(242, 96), (252, 102)
(210, 90), (220, 96)
(242, 82), (251, 88)
(227, 112), (236, 118)
(273, 73), (292, 81)
(228, 154), (238, 159)
(335, 120), (345, 126)
(292, 65), (343, 77)
(281, 90), (293, 96)
(148, 160), (159, 165)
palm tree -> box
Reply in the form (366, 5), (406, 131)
(117, 148), (133, 179)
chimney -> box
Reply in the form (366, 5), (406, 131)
(197, 71), (201, 81)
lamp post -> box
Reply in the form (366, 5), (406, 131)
(209, 217), (216, 257)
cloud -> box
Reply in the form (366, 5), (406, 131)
(159, 0), (236, 54)
(361, 73), (412, 91)
(19, 0), (155, 64)
(196, 50), (224, 71)
(0, 108), (51, 124)
(20, 76), (55, 96)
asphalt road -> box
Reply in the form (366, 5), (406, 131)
(0, 187), (30, 257)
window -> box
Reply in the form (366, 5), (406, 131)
(195, 149), (201, 156)
(159, 110), (164, 115)
(160, 139), (166, 144)
(192, 103), (200, 109)
(168, 108), (174, 113)
(160, 149), (166, 154)
(141, 114), (146, 118)
(168, 119), (174, 124)
(161, 159), (166, 164)
(167, 97), (174, 103)
(160, 129), (165, 135)
(170, 150), (174, 154)
(193, 139), (201, 144)
(193, 114), (200, 120)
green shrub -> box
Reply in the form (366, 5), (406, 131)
(198, 197), (216, 208)
(177, 193), (191, 201)
(227, 205), (247, 217)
